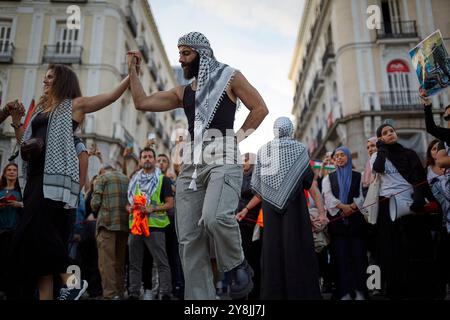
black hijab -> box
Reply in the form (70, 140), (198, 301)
(373, 124), (426, 186)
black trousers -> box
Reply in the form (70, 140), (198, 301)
(330, 235), (368, 298)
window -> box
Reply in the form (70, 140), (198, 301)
(332, 82), (338, 103)
(0, 20), (12, 54)
(55, 21), (78, 54)
(381, 0), (403, 35)
(325, 24), (333, 45)
(438, 93), (445, 108)
(387, 60), (410, 92)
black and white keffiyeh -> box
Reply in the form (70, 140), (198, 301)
(127, 167), (162, 205)
(19, 99), (80, 208)
(251, 117), (310, 211)
(178, 31), (236, 190)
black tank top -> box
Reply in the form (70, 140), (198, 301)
(183, 84), (236, 140)
(28, 113), (79, 176)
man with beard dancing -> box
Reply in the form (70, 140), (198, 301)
(127, 32), (268, 299)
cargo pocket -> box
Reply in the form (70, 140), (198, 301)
(215, 173), (242, 222)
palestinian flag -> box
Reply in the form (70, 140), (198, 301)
(310, 160), (322, 169)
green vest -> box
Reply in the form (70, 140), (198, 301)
(129, 174), (170, 229)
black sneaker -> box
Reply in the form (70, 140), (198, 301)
(160, 294), (172, 300)
(229, 260), (254, 300)
(57, 280), (88, 300)
(127, 294), (140, 300)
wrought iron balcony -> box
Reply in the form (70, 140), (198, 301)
(43, 44), (82, 64)
(379, 91), (422, 111)
(322, 43), (335, 69)
(0, 43), (14, 63)
(376, 20), (418, 40)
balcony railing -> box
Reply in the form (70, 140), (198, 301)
(307, 73), (325, 106)
(313, 74), (324, 91)
(0, 43), (14, 63)
(379, 91), (422, 111)
(376, 21), (418, 40)
(322, 43), (335, 69)
(43, 44), (82, 64)
(125, 6), (138, 38)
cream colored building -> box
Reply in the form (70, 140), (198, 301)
(289, 0), (450, 170)
(0, 0), (185, 176)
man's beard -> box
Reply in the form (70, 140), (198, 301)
(182, 55), (200, 80)
(143, 162), (153, 170)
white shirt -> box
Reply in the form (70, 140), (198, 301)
(370, 152), (412, 198)
(322, 174), (365, 216)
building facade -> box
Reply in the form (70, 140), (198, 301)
(289, 0), (450, 170)
(0, 0), (180, 176)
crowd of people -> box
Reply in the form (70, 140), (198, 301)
(0, 31), (448, 301)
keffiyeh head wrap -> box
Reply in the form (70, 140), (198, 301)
(178, 32), (236, 190)
(251, 117), (310, 211)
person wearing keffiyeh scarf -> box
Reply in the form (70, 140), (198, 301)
(127, 32), (268, 300)
(7, 64), (131, 300)
(126, 147), (174, 300)
(250, 117), (328, 299)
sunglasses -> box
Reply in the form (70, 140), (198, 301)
(444, 114), (450, 121)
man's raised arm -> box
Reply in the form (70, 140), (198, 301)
(128, 51), (183, 112)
